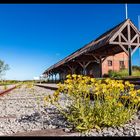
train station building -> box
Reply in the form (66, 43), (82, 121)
(43, 19), (140, 82)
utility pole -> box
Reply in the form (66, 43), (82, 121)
(138, 16), (140, 66)
(138, 15), (140, 30)
(125, 4), (128, 19)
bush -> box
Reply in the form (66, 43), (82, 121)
(132, 65), (140, 71)
(45, 74), (140, 132)
(108, 70), (121, 78)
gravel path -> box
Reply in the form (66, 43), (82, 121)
(0, 84), (140, 136)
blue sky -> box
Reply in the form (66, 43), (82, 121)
(0, 4), (140, 80)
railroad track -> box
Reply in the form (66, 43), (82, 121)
(114, 77), (140, 85)
(35, 84), (58, 90)
(0, 85), (17, 96)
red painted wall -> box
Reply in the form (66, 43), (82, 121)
(102, 52), (128, 76)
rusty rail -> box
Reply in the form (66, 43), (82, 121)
(35, 84), (58, 90)
(0, 85), (17, 96)
(113, 77), (140, 85)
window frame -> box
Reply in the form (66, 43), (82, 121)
(119, 60), (125, 68)
(108, 60), (112, 66)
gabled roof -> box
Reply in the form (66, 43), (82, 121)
(43, 18), (138, 74)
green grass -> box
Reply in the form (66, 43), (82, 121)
(132, 70), (140, 76)
(107, 68), (140, 78)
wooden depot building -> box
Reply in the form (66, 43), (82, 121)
(43, 19), (140, 82)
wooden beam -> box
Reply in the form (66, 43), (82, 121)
(77, 61), (91, 75)
(78, 62), (84, 68)
(101, 56), (108, 63)
(119, 44), (129, 55)
(78, 62), (91, 69)
(110, 20), (129, 42)
(67, 65), (77, 74)
(67, 65), (72, 71)
(91, 54), (100, 62)
(128, 24), (131, 42)
(129, 20), (140, 36)
(110, 41), (140, 46)
(85, 62), (91, 68)
(120, 32), (128, 42)
(131, 34), (138, 43)
(119, 34), (121, 43)
(75, 60), (97, 63)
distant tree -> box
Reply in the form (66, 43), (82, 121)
(132, 65), (140, 71)
(0, 60), (10, 79)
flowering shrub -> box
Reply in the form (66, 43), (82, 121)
(45, 74), (140, 132)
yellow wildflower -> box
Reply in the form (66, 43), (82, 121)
(121, 95), (129, 99)
(91, 78), (96, 83)
(136, 96), (140, 102)
(133, 99), (138, 104)
(117, 102), (123, 107)
(105, 78), (111, 83)
(72, 74), (77, 78)
(125, 81), (130, 86)
(129, 91), (137, 97)
(66, 74), (71, 79)
(105, 96), (113, 100)
(44, 96), (49, 101)
(67, 85), (73, 89)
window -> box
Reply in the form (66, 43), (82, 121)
(119, 61), (125, 69)
(108, 60), (112, 66)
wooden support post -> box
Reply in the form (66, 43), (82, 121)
(62, 72), (65, 83)
(128, 46), (132, 76)
(53, 74), (54, 82)
(61, 73), (63, 82)
(71, 68), (75, 74)
(50, 74), (51, 82)
(50, 74), (52, 83)
(59, 73), (62, 82)
(59, 72), (62, 82)
(83, 67), (86, 75)
(67, 65), (76, 74)
(78, 62), (90, 75)
(51, 74), (53, 83)
(128, 23), (132, 76)
(60, 73), (62, 82)
(64, 69), (67, 80)
(45, 74), (47, 82)
(48, 74), (50, 83)
(58, 73), (60, 82)
(64, 72), (66, 81)
(59, 72), (61, 82)
(99, 57), (102, 78)
(54, 73), (56, 83)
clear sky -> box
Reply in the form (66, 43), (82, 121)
(0, 4), (140, 80)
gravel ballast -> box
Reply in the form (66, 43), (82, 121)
(0, 84), (140, 136)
